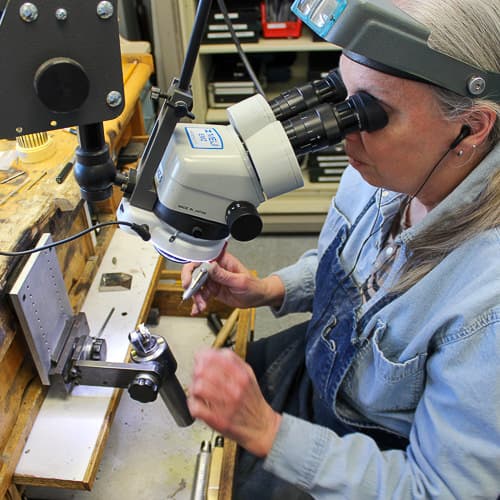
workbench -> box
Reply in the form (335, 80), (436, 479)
(1, 50), (254, 500)
(0, 53), (154, 500)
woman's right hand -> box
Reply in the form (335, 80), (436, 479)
(181, 249), (285, 315)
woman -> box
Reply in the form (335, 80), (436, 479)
(182, 0), (500, 497)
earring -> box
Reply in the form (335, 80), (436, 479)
(457, 150), (464, 157)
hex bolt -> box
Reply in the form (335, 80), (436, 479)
(106, 90), (123, 108)
(55, 8), (68, 20)
(96, 0), (114, 19)
(19, 2), (38, 22)
(467, 76), (486, 96)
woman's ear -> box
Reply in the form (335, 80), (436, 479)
(464, 106), (497, 149)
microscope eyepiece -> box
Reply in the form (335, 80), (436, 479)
(269, 69), (347, 121)
(282, 91), (388, 156)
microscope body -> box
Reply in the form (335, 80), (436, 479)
(118, 102), (304, 262)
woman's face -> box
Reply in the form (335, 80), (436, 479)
(339, 55), (463, 203)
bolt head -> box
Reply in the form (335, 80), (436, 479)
(55, 8), (68, 20)
(19, 2), (38, 22)
(467, 76), (486, 96)
(97, 0), (114, 19)
(106, 90), (123, 108)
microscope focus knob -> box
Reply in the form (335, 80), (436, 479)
(226, 201), (262, 242)
(128, 374), (159, 403)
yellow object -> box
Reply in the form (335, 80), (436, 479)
(207, 436), (224, 500)
(16, 132), (56, 164)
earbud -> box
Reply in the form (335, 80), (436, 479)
(449, 124), (471, 149)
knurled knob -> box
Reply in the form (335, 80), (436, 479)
(128, 374), (159, 403)
(151, 86), (167, 101)
(226, 201), (262, 241)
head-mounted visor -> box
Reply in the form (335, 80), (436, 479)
(291, 0), (500, 102)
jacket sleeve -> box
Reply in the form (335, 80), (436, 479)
(263, 312), (500, 499)
(270, 248), (319, 316)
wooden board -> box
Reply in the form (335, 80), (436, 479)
(13, 230), (161, 489)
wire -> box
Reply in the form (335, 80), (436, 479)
(342, 187), (384, 284)
(215, 0), (265, 96)
(405, 146), (452, 207)
(0, 221), (151, 257)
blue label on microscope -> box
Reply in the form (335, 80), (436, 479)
(185, 127), (224, 149)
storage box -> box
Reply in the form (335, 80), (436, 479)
(260, 2), (302, 39)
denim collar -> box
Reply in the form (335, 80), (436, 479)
(398, 142), (500, 244)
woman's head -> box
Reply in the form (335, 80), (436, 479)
(393, 0), (500, 146)
(340, 0), (499, 207)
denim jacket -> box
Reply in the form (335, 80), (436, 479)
(264, 143), (500, 499)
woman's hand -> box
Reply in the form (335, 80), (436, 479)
(188, 348), (282, 457)
(181, 249), (285, 315)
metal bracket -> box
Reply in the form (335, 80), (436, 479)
(0, 0), (124, 137)
(9, 233), (74, 384)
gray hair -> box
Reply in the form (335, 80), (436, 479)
(390, 0), (500, 292)
(394, 0), (500, 144)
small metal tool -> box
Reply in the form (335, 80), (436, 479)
(0, 176), (30, 205)
(191, 440), (212, 500)
(0, 170), (25, 184)
(96, 307), (115, 337)
(26, 170), (47, 191)
(182, 262), (214, 301)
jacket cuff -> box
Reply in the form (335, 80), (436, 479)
(263, 413), (333, 489)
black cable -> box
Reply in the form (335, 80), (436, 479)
(405, 146), (452, 207)
(0, 221), (151, 257)
(215, 0), (265, 96)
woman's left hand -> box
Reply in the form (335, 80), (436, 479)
(188, 348), (282, 458)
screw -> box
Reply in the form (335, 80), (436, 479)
(55, 8), (68, 20)
(150, 86), (168, 101)
(96, 0), (114, 19)
(467, 76), (486, 96)
(19, 2), (38, 22)
(106, 90), (123, 108)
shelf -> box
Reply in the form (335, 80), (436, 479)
(206, 71), (311, 122)
(258, 177), (337, 233)
(199, 31), (339, 54)
(206, 57), (319, 123)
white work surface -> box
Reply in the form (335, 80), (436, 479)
(15, 230), (162, 486)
